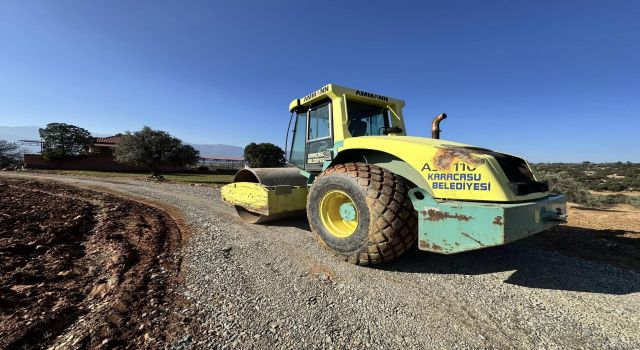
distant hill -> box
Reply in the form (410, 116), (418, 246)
(0, 126), (41, 142)
(189, 143), (244, 158)
(0, 125), (110, 141)
(0, 125), (244, 158)
(0, 126), (42, 153)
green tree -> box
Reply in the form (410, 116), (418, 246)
(115, 126), (200, 177)
(244, 142), (285, 168)
(0, 139), (22, 167)
(39, 123), (95, 160)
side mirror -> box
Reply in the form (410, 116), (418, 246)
(383, 126), (403, 135)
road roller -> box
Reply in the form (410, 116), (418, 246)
(221, 84), (567, 265)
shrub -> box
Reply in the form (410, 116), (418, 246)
(626, 196), (640, 208)
(244, 143), (285, 168)
(536, 170), (604, 207)
(600, 194), (640, 208)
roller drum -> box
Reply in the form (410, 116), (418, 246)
(233, 167), (308, 187)
(224, 167), (308, 223)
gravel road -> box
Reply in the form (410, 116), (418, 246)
(3, 173), (640, 349)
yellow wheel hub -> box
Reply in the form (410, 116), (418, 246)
(319, 190), (359, 238)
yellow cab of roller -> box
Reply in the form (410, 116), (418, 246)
(287, 84), (546, 202)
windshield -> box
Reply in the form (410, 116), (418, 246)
(346, 101), (389, 137)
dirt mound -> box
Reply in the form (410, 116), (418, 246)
(0, 179), (184, 349)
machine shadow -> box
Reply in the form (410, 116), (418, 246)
(272, 217), (640, 295)
(570, 206), (626, 213)
(516, 225), (640, 272)
(264, 216), (312, 231)
(381, 225), (640, 295)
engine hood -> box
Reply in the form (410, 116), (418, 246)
(336, 136), (548, 202)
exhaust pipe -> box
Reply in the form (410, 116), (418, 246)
(431, 113), (447, 139)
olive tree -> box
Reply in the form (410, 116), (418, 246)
(115, 126), (200, 177)
(244, 142), (285, 168)
(39, 123), (95, 160)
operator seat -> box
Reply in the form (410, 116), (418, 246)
(348, 119), (367, 137)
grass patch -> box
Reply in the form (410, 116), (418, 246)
(163, 173), (235, 186)
(48, 170), (235, 187)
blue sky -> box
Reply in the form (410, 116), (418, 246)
(0, 0), (638, 162)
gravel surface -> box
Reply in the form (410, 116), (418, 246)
(3, 172), (640, 349)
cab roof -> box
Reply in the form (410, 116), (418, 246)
(289, 84), (405, 112)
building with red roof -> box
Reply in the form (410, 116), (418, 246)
(89, 135), (123, 156)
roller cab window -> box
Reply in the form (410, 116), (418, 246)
(346, 101), (389, 137)
(305, 101), (333, 171)
(287, 101), (333, 172)
(288, 109), (307, 169)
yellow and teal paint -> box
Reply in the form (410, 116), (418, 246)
(222, 83), (567, 255)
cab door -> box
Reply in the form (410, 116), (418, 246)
(288, 108), (307, 169)
(304, 101), (333, 171)
(287, 101), (333, 172)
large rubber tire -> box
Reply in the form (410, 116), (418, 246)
(307, 162), (417, 265)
